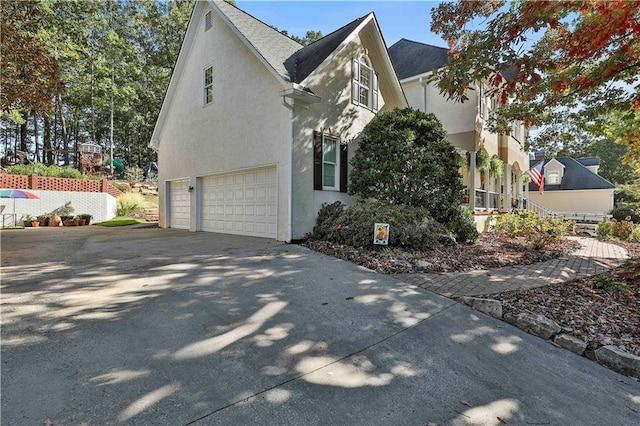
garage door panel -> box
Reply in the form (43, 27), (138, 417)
(200, 167), (277, 238)
(169, 180), (189, 229)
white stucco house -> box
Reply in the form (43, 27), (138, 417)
(388, 39), (531, 214)
(528, 157), (615, 219)
(150, 0), (406, 241)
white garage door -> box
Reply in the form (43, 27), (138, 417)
(201, 167), (277, 238)
(168, 179), (190, 229)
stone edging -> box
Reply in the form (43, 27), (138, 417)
(460, 296), (640, 379)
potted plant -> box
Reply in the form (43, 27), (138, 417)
(37, 213), (51, 227)
(22, 214), (38, 227)
(77, 213), (93, 225)
(55, 202), (75, 224)
(51, 213), (61, 227)
(74, 215), (86, 226)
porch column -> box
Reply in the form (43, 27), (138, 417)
(517, 173), (524, 209)
(484, 172), (490, 210)
(468, 151), (476, 210)
(502, 163), (512, 211)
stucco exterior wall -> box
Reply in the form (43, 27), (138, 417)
(401, 79), (477, 152)
(156, 6), (291, 239)
(529, 189), (614, 216)
(290, 33), (391, 239)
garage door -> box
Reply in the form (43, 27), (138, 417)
(168, 179), (190, 229)
(201, 167), (277, 238)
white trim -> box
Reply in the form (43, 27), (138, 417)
(203, 63), (214, 106)
(321, 134), (340, 191)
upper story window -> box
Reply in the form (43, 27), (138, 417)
(203, 65), (213, 105)
(546, 171), (560, 184)
(204, 11), (212, 31)
(352, 55), (378, 112)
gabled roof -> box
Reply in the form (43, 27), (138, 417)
(388, 38), (520, 83)
(285, 16), (368, 83)
(528, 157), (615, 191)
(150, 1), (406, 149)
(213, 0), (301, 83)
(388, 39), (449, 80)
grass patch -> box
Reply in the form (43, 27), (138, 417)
(95, 217), (146, 227)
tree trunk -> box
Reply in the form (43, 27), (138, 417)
(56, 93), (69, 165)
(19, 112), (28, 153)
(33, 112), (40, 162)
(44, 115), (53, 165)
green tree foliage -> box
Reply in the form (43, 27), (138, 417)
(0, 0), (62, 115)
(273, 27), (323, 46)
(430, 1), (640, 162)
(349, 108), (464, 225)
(1, 0), (193, 170)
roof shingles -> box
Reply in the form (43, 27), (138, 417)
(529, 157), (615, 191)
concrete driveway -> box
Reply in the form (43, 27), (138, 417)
(2, 227), (639, 425)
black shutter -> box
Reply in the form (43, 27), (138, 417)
(340, 142), (348, 193)
(313, 131), (322, 190)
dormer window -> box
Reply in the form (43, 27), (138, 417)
(546, 171), (560, 184)
(352, 55), (378, 112)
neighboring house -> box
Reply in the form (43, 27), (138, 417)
(388, 39), (530, 214)
(528, 157), (615, 218)
(150, 0), (406, 241)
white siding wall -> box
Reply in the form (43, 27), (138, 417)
(156, 6), (291, 240)
(0, 191), (116, 226)
(529, 190), (614, 216)
(402, 79), (477, 135)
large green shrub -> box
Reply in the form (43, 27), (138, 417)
(492, 211), (571, 248)
(349, 108), (464, 225)
(312, 201), (345, 240)
(610, 204), (640, 223)
(446, 205), (479, 244)
(316, 201), (444, 250)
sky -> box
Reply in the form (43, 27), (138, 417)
(236, 1), (447, 48)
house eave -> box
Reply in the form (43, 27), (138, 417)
(281, 85), (322, 104)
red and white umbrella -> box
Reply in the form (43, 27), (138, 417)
(0, 189), (39, 226)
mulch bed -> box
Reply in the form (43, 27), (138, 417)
(303, 234), (639, 360)
(303, 233), (581, 274)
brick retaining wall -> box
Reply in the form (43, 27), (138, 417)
(0, 174), (122, 198)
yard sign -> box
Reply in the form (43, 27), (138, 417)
(373, 223), (389, 245)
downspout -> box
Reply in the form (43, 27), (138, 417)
(282, 96), (295, 243)
(419, 77), (427, 112)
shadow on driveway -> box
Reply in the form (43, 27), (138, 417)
(2, 227), (639, 425)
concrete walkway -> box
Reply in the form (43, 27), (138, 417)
(396, 237), (630, 298)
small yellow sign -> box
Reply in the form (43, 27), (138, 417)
(373, 223), (389, 245)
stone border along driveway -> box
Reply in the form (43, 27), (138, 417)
(397, 236), (640, 379)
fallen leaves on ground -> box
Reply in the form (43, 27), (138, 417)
(303, 234), (580, 274)
(493, 261), (640, 356)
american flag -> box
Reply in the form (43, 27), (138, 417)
(528, 161), (544, 194)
